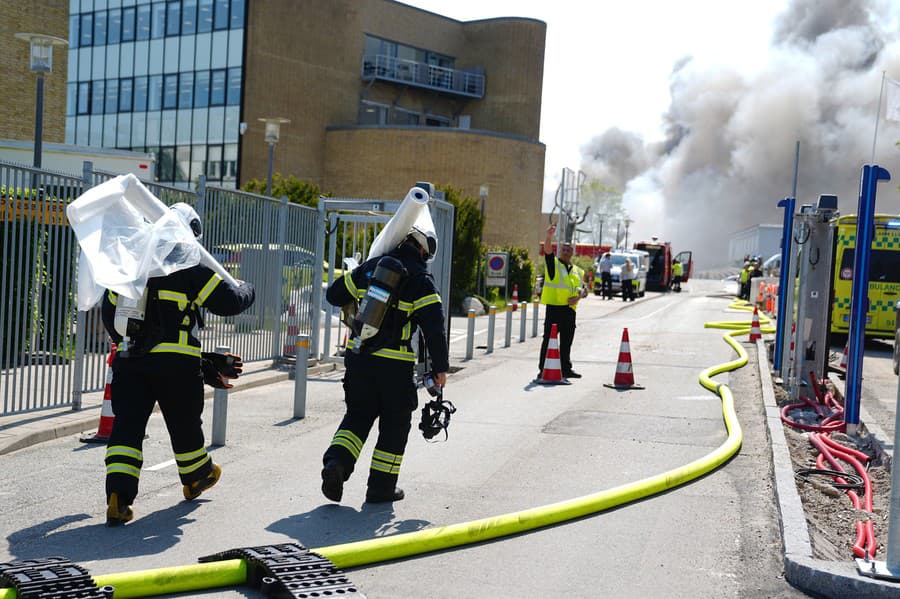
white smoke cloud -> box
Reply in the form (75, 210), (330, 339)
(580, 0), (900, 268)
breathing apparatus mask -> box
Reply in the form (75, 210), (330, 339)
(418, 372), (456, 441)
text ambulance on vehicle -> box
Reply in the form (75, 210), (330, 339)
(830, 214), (900, 340)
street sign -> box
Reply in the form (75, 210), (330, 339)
(485, 251), (508, 288)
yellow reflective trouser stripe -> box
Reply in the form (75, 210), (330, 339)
(331, 429), (363, 459)
(196, 273), (222, 306)
(371, 449), (403, 474)
(106, 445), (143, 460)
(175, 447), (208, 462)
(107, 290), (118, 306)
(413, 293), (440, 311)
(158, 289), (189, 310)
(106, 463), (141, 478)
(178, 454), (211, 475)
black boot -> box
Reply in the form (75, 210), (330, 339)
(365, 487), (405, 503)
(321, 460), (346, 502)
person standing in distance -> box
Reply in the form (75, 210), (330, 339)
(597, 252), (613, 299)
(620, 258), (636, 301)
(321, 225), (449, 503)
(101, 203), (256, 526)
(538, 224), (587, 379)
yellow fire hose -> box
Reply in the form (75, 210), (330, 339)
(1, 322), (757, 598)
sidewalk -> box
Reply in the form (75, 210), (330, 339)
(0, 359), (338, 457)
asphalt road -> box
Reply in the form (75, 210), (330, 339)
(0, 280), (811, 598)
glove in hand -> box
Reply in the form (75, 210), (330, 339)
(201, 358), (233, 389)
(201, 351), (243, 379)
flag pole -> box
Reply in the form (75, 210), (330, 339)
(872, 70), (886, 164)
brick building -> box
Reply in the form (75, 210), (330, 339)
(63, 0), (546, 250)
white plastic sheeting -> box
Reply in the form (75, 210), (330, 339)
(367, 186), (429, 260)
(66, 174), (234, 311)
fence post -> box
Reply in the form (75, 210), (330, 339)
(486, 306), (496, 353)
(465, 308), (475, 360)
(504, 304), (512, 348)
(211, 344), (229, 446)
(519, 302), (526, 342)
(194, 174), (206, 221)
(293, 335), (309, 419)
(532, 299), (539, 338)
(272, 195), (289, 363)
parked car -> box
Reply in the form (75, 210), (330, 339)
(593, 250), (649, 297)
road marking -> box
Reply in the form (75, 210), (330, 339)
(146, 459), (175, 471)
(450, 329), (487, 343)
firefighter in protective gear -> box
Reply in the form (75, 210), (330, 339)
(321, 227), (448, 504)
(100, 203), (255, 526)
(539, 224), (587, 379)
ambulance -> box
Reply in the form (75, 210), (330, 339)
(830, 214), (900, 339)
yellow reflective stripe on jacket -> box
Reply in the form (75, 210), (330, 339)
(195, 273), (222, 306)
(158, 289), (189, 311)
(149, 342), (202, 357)
(107, 290), (118, 306)
(346, 338), (416, 362)
(344, 274), (359, 298)
(413, 293), (440, 311)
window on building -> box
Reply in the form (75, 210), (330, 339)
(94, 11), (107, 46)
(175, 146), (191, 182)
(166, 1), (181, 36)
(358, 101), (388, 125)
(179, 72), (194, 108)
(77, 82), (91, 115)
(207, 144), (222, 179)
(80, 13), (93, 47)
(122, 7), (136, 41)
(136, 5), (151, 40)
(210, 69), (226, 105)
(133, 76), (149, 111)
(190, 145), (206, 182)
(425, 114), (450, 127)
(163, 74), (178, 109)
(105, 79), (119, 114)
(182, 0), (197, 34)
(92, 80), (105, 114)
(70, 15), (80, 49)
(157, 146), (175, 181)
(223, 143), (237, 181)
(197, 0), (214, 33)
(108, 9), (122, 44)
(119, 78), (133, 112)
(148, 74), (163, 110)
(391, 107), (420, 126)
(226, 67), (241, 105)
(152, 2), (167, 39)
(214, 0), (230, 30)
(67, 83), (77, 116)
(194, 70), (210, 107)
(230, 0), (244, 28)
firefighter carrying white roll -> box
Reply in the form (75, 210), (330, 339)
(367, 186), (430, 260)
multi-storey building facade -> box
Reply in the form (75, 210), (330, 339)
(65, 0), (545, 250)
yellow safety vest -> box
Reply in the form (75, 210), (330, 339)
(673, 262), (683, 277)
(540, 257), (582, 309)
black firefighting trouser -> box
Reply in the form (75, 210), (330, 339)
(106, 353), (214, 504)
(539, 304), (576, 374)
(323, 351), (417, 493)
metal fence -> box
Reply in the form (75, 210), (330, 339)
(1, 159), (317, 416)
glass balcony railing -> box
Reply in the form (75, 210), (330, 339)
(361, 54), (485, 99)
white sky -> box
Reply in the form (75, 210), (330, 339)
(401, 0), (787, 210)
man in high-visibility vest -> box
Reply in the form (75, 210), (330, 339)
(538, 224), (587, 379)
(672, 258), (684, 292)
(738, 261), (751, 300)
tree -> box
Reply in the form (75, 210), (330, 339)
(241, 172), (325, 207)
(438, 185), (484, 310)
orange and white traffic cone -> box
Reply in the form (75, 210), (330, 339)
(749, 307), (762, 342)
(80, 345), (117, 444)
(836, 340), (849, 378)
(511, 284), (519, 311)
(534, 324), (571, 385)
(604, 328), (645, 390)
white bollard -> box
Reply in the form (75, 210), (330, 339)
(532, 299), (539, 338)
(465, 309), (475, 360)
(519, 302), (527, 342)
(487, 306), (496, 353)
(504, 304), (512, 348)
(293, 335), (309, 419)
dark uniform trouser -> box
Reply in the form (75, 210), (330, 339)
(539, 304), (576, 374)
(600, 272), (612, 298)
(323, 352), (417, 493)
(106, 354), (213, 504)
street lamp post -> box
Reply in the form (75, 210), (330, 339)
(15, 33), (68, 172)
(478, 184), (488, 295)
(258, 117), (290, 196)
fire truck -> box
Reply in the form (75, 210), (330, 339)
(633, 239), (693, 291)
